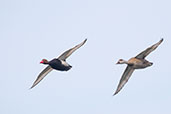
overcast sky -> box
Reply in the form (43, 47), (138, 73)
(0, 0), (171, 114)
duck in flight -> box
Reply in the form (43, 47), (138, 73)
(30, 39), (87, 89)
(114, 39), (163, 95)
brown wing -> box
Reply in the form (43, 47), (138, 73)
(30, 66), (53, 89)
(113, 66), (134, 95)
(135, 39), (163, 59)
(58, 39), (87, 61)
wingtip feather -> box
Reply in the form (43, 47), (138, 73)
(160, 38), (164, 42)
(113, 91), (118, 96)
(83, 38), (87, 43)
(29, 84), (35, 89)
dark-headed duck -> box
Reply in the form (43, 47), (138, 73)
(30, 39), (87, 89)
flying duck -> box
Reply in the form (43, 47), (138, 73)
(114, 39), (163, 95)
(30, 39), (87, 89)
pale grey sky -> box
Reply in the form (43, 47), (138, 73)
(0, 0), (171, 114)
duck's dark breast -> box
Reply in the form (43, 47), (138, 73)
(49, 59), (72, 71)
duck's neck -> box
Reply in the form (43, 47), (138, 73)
(122, 60), (129, 64)
(43, 62), (49, 65)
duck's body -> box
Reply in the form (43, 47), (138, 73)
(127, 58), (152, 69)
(48, 59), (72, 71)
(30, 39), (87, 89)
(114, 39), (163, 95)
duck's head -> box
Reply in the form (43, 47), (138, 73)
(116, 59), (128, 64)
(40, 59), (49, 64)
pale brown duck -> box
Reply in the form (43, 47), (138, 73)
(30, 39), (87, 89)
(114, 39), (163, 95)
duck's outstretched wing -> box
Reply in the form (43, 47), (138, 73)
(30, 66), (53, 89)
(135, 39), (163, 59)
(114, 66), (134, 95)
(58, 39), (87, 61)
